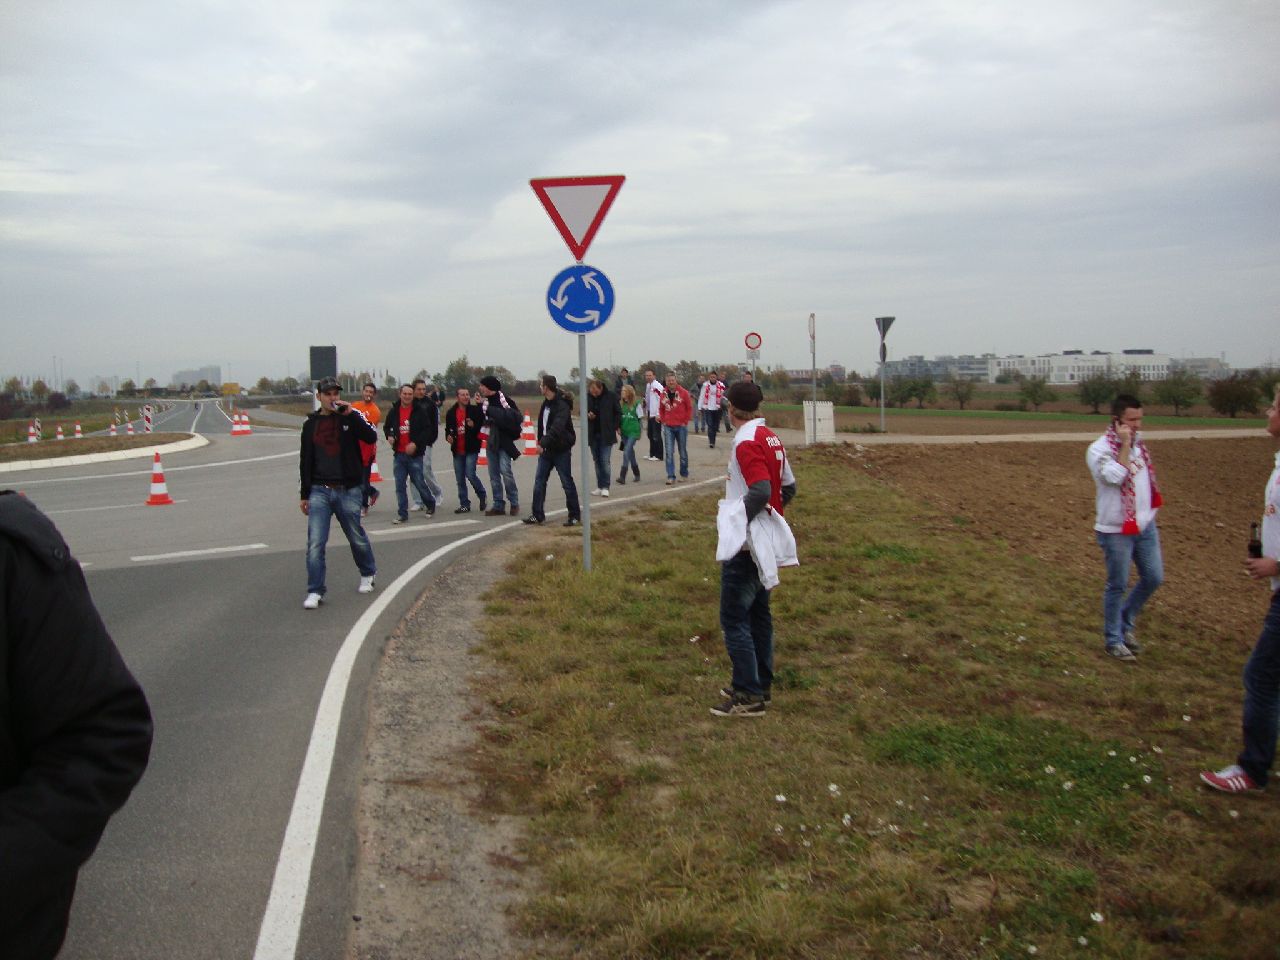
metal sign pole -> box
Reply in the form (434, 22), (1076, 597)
(578, 332), (591, 571)
(809, 313), (817, 443)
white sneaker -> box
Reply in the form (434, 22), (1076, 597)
(303, 593), (323, 610)
(591, 488), (602, 496)
(358, 576), (375, 594)
(600, 488), (610, 497)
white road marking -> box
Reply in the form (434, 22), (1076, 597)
(252, 477), (727, 960)
(15, 451), (297, 485)
(46, 499), (190, 515)
(130, 543), (269, 562)
(367, 519), (479, 536)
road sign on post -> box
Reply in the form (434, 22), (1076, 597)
(875, 316), (895, 434)
(531, 175), (626, 572)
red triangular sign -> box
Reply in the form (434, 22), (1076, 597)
(530, 175), (625, 261)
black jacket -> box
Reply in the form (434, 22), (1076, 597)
(482, 392), (523, 460)
(587, 389), (621, 443)
(412, 396), (441, 444)
(300, 407), (377, 499)
(0, 492), (153, 960)
(443, 401), (485, 455)
(381, 400), (437, 456)
(536, 391), (576, 456)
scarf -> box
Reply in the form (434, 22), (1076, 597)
(1106, 423), (1164, 534)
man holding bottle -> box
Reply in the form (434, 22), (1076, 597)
(1200, 388), (1280, 793)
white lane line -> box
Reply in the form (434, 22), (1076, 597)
(130, 543), (269, 562)
(47, 500), (190, 515)
(367, 519), (479, 536)
(251, 479), (725, 959)
(16, 451), (297, 485)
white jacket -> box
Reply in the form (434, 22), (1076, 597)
(716, 498), (799, 590)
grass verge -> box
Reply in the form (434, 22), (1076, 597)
(475, 445), (1279, 959)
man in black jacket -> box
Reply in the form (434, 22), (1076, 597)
(0, 491), (153, 960)
(477, 375), (523, 517)
(443, 386), (488, 514)
(410, 378), (445, 510)
(301, 376), (379, 609)
(524, 375), (581, 527)
(586, 378), (622, 498)
(383, 383), (439, 526)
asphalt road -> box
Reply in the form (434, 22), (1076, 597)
(6, 400), (732, 960)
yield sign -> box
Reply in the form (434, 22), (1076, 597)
(875, 316), (895, 339)
(530, 174), (625, 261)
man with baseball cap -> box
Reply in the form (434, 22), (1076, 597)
(299, 377), (378, 610)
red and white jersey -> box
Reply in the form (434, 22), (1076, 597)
(644, 379), (664, 417)
(698, 379), (725, 411)
(726, 418), (794, 515)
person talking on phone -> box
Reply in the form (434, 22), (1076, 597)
(299, 377), (379, 610)
(1086, 393), (1165, 662)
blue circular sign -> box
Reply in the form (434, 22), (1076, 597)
(546, 264), (615, 334)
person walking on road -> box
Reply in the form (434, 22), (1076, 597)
(1201, 388), (1280, 794)
(587, 378), (621, 497)
(524, 375), (581, 527)
(643, 369), (664, 462)
(1086, 393), (1165, 662)
(711, 380), (797, 717)
(300, 377), (379, 609)
(411, 378), (445, 508)
(0, 491), (153, 960)
(349, 381), (382, 516)
(617, 383), (643, 485)
(478, 375), (523, 516)
(698, 370), (726, 447)
(444, 386), (487, 514)
(383, 384), (438, 526)
(659, 372), (693, 485)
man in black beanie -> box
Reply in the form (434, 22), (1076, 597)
(477, 376), (522, 516)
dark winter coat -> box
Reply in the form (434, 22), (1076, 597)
(300, 407), (378, 499)
(0, 492), (153, 960)
(444, 401), (485, 455)
(536, 391), (576, 456)
(587, 388), (622, 444)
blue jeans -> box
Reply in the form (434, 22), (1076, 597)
(531, 449), (580, 521)
(693, 405), (703, 432)
(720, 551), (772, 698)
(590, 438), (614, 490)
(487, 448), (518, 510)
(306, 485), (376, 595)
(1239, 590), (1280, 786)
(411, 445), (445, 507)
(702, 408), (722, 445)
(452, 451), (486, 509)
(662, 425), (688, 479)
(1095, 522), (1164, 649)
(393, 451), (436, 519)
(620, 435), (639, 478)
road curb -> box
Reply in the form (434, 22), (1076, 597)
(0, 433), (210, 474)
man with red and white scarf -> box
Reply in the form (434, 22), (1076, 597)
(1086, 393), (1165, 662)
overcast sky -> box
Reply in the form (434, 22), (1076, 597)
(3, 0), (1278, 389)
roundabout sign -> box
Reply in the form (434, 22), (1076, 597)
(546, 264), (615, 333)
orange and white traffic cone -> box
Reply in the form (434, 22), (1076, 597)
(145, 451), (174, 506)
(126, 421), (135, 436)
(74, 422), (83, 439)
(27, 422), (37, 443)
(477, 431), (489, 467)
(241, 414), (252, 435)
(521, 412), (537, 455)
(109, 422), (118, 437)
(230, 413), (242, 435)
(56, 426), (65, 441)
(369, 458), (383, 483)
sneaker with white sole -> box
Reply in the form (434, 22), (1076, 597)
(710, 692), (766, 717)
(1105, 642), (1137, 662)
(1200, 764), (1263, 793)
(1124, 631), (1142, 654)
(358, 576), (375, 594)
(303, 593), (323, 610)
(600, 488), (609, 498)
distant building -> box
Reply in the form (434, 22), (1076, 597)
(1170, 356), (1232, 380)
(881, 349), (1198, 385)
(784, 364), (850, 382)
(171, 365), (222, 388)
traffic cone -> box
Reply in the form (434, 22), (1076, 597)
(74, 422), (83, 439)
(56, 426), (65, 441)
(126, 421), (135, 436)
(230, 413), (242, 436)
(26, 422), (37, 443)
(369, 458), (383, 483)
(477, 431), (489, 467)
(521, 412), (537, 455)
(145, 452), (174, 506)
(109, 422), (117, 437)
(241, 414), (252, 435)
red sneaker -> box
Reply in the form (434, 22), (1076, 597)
(1199, 764), (1262, 794)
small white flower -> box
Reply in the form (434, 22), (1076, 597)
(828, 783), (840, 795)
(774, 824), (784, 833)
(544, 554), (555, 561)
(799, 824), (806, 832)
(1027, 947), (1038, 956)
(1063, 781), (1075, 791)
(1142, 775), (1152, 784)
(1016, 635), (1026, 643)
(841, 813), (852, 827)
(896, 799), (905, 807)
(1229, 809), (1239, 819)
(1129, 756), (1137, 763)
(1107, 750), (1117, 757)
(1044, 765), (1056, 774)
(688, 636), (699, 643)
(1091, 911), (1104, 923)
(775, 794), (787, 803)
(1078, 936), (1088, 945)
(1183, 714), (1192, 722)
(801, 839), (812, 847)
(1152, 746), (1164, 754)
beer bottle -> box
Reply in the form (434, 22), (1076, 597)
(1249, 521), (1263, 559)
